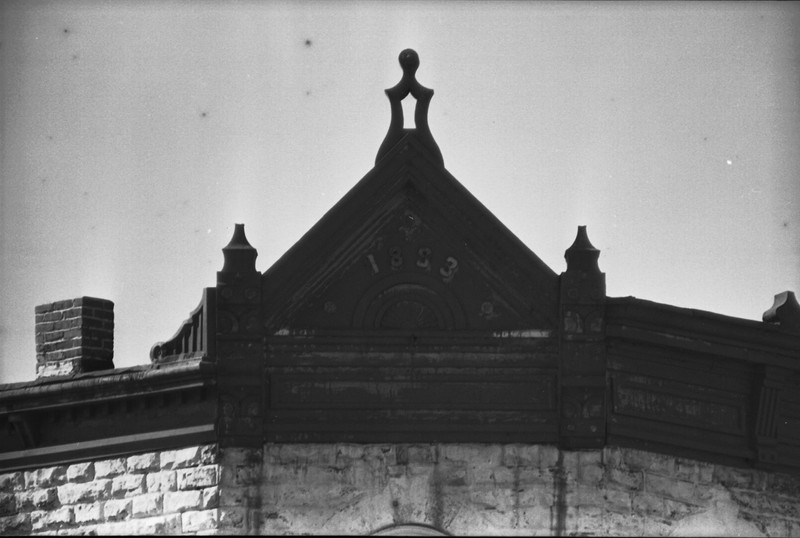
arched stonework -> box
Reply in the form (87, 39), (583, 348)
(352, 273), (466, 330)
(371, 523), (448, 536)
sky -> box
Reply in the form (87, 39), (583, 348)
(1, 1), (798, 383)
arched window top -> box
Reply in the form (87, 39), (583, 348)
(371, 523), (449, 536)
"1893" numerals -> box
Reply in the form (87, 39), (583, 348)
(366, 246), (458, 283)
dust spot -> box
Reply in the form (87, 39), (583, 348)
(200, 111), (208, 118)
(72, 54), (78, 60)
(63, 28), (70, 34)
(304, 39), (312, 47)
(703, 137), (708, 141)
(783, 221), (789, 228)
(82, 191), (89, 197)
(40, 177), (48, 185)
(305, 90), (311, 96)
(89, 224), (96, 231)
(47, 135), (53, 140)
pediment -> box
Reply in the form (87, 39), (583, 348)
(260, 135), (559, 334)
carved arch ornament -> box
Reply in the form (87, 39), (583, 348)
(372, 523), (449, 536)
(353, 273), (466, 330)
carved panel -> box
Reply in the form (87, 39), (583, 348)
(560, 387), (605, 439)
(612, 381), (744, 434)
(270, 374), (555, 411)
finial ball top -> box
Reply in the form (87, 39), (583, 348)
(399, 49), (420, 74)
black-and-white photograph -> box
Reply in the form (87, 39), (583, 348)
(0, 1), (798, 535)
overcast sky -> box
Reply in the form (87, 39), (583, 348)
(1, 1), (798, 383)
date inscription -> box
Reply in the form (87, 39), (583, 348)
(366, 246), (459, 283)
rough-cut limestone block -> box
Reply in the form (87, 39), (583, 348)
(146, 470), (177, 493)
(132, 493), (163, 518)
(0, 495), (15, 518)
(219, 463), (260, 487)
(177, 465), (218, 490)
(538, 446), (560, 468)
(25, 466), (67, 489)
(218, 506), (247, 530)
(202, 486), (219, 510)
(94, 458), (126, 479)
(57, 479), (112, 505)
(127, 453), (160, 473)
(111, 473), (146, 497)
(0, 473), (24, 492)
(607, 467), (643, 490)
(16, 487), (58, 512)
(30, 506), (73, 531)
(181, 509), (219, 533)
(219, 486), (248, 508)
(565, 484), (605, 508)
(629, 493), (666, 520)
(335, 444), (365, 462)
(163, 490), (203, 514)
(73, 502), (102, 524)
(501, 444), (543, 468)
(602, 488), (633, 514)
(670, 488), (765, 537)
(101, 498), (131, 521)
(0, 513), (31, 535)
(66, 463), (95, 484)
(645, 473), (697, 504)
(161, 445), (217, 471)
(272, 444), (337, 467)
(95, 513), (181, 535)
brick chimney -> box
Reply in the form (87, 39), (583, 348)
(35, 297), (114, 378)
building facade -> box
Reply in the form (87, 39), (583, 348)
(1, 50), (800, 536)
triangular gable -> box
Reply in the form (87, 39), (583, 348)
(261, 131), (559, 333)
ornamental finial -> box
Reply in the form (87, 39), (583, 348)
(399, 48), (420, 74)
(375, 49), (443, 165)
(565, 226), (602, 274)
(219, 223), (258, 276)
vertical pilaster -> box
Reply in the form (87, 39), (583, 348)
(558, 226), (606, 448)
(216, 224), (265, 448)
(754, 365), (784, 467)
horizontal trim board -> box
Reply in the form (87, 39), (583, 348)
(0, 424), (216, 472)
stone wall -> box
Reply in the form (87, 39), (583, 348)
(2, 443), (800, 535)
(250, 444), (800, 536)
(0, 444), (220, 535)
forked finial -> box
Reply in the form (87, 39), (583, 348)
(375, 49), (443, 165)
